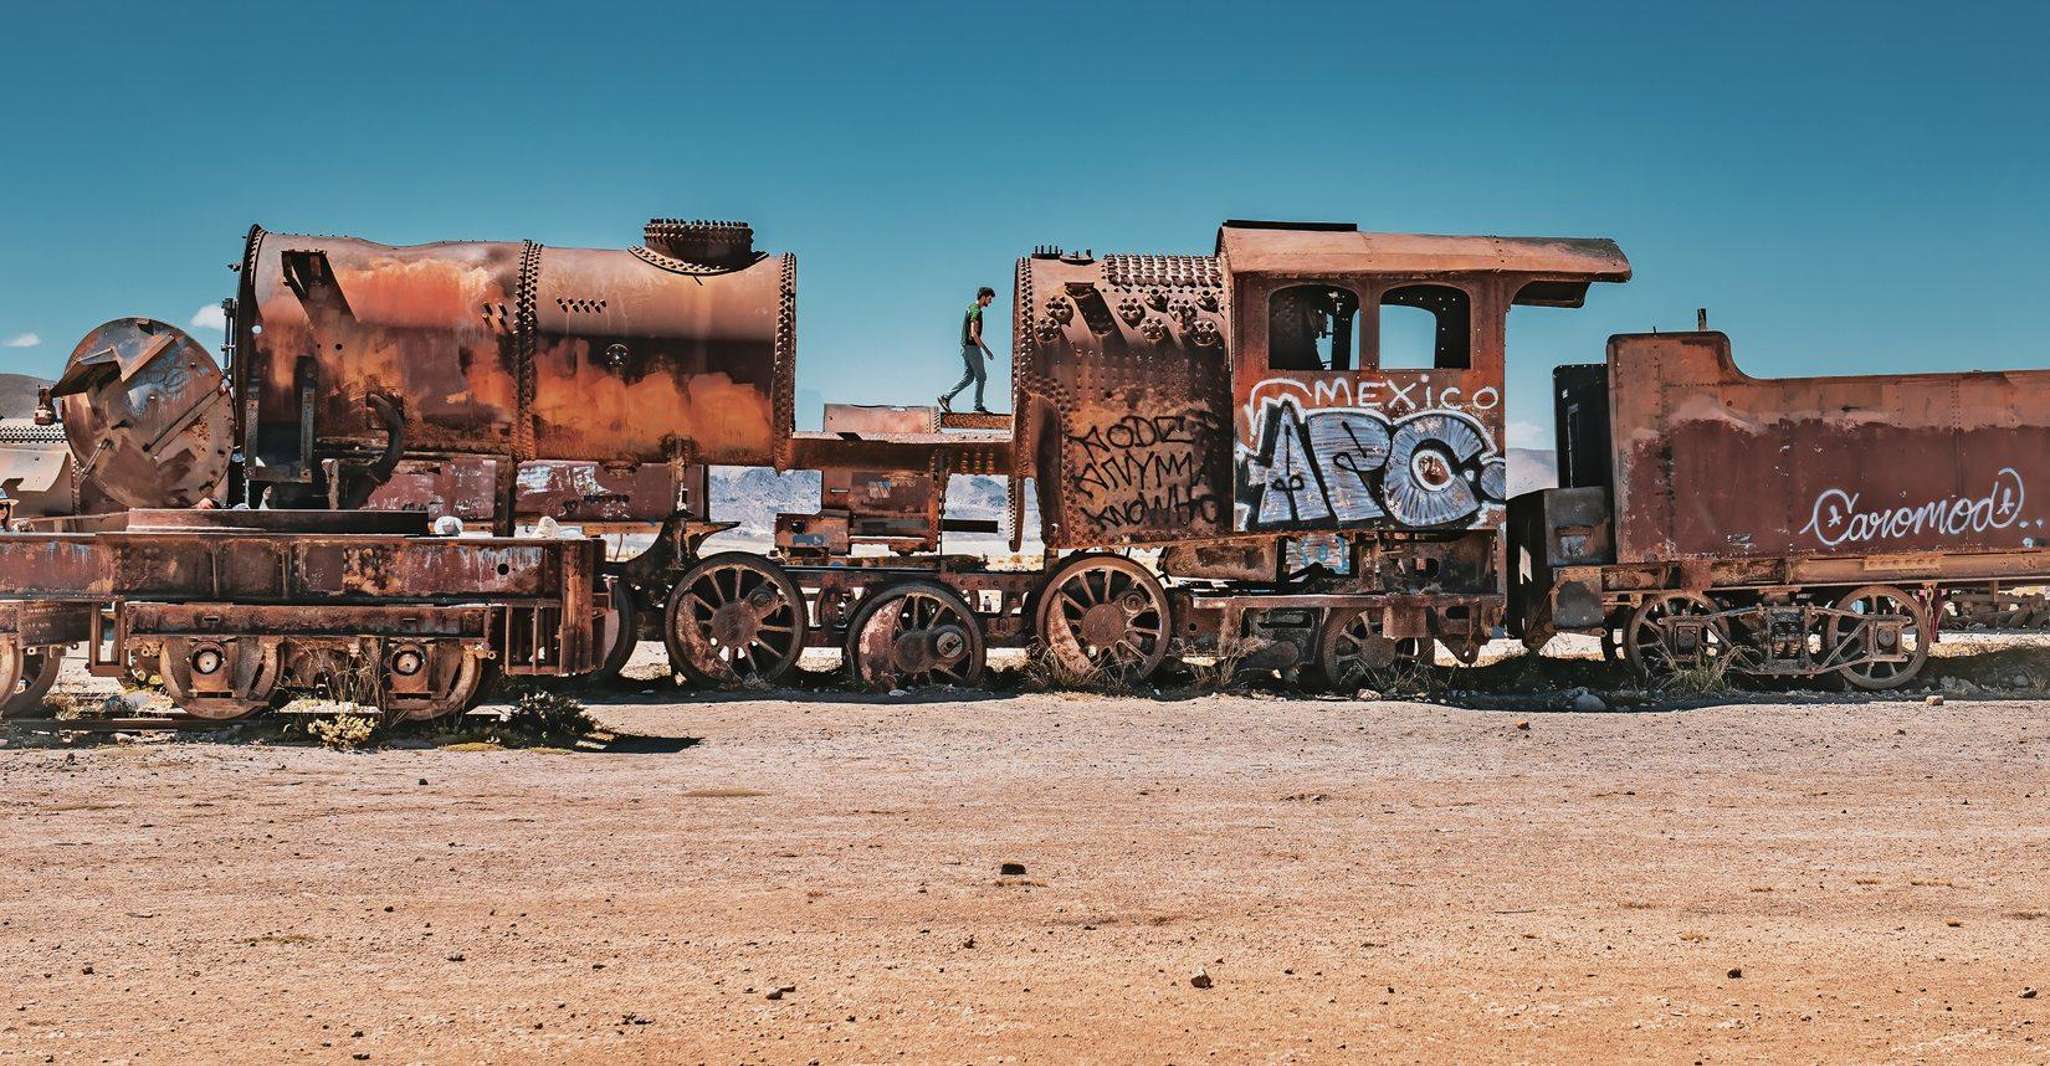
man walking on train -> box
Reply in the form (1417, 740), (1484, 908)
(939, 286), (998, 414)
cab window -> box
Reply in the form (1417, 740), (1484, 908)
(1377, 284), (1471, 369)
(1267, 283), (1360, 371)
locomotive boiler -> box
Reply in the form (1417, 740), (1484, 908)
(234, 219), (792, 517)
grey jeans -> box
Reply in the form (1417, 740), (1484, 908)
(942, 343), (987, 408)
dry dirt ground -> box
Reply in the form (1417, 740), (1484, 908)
(3, 643), (2048, 1064)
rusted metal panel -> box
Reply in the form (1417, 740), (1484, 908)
(365, 457), (502, 521)
(291, 541), (559, 599)
(122, 602), (491, 639)
(1012, 250), (1234, 548)
(823, 404), (936, 435)
(1213, 223), (1629, 296)
(237, 219), (792, 482)
(0, 524), (595, 605)
(1609, 332), (2050, 563)
(513, 460), (683, 523)
(784, 431), (1009, 476)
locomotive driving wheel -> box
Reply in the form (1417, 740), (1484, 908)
(1, 642), (65, 719)
(1624, 592), (1732, 679)
(844, 581), (986, 690)
(663, 552), (809, 687)
(1033, 554), (1171, 684)
(1315, 608), (1430, 691)
(1825, 584), (1929, 691)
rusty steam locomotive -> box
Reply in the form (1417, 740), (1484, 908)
(1, 215), (2037, 718)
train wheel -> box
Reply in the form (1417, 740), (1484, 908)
(1624, 592), (1731, 679)
(844, 581), (986, 690)
(1, 643), (64, 719)
(1033, 554), (1171, 684)
(159, 637), (282, 721)
(663, 552), (808, 687)
(1598, 608), (1631, 665)
(592, 575), (640, 683)
(1826, 585), (1929, 691)
(382, 643), (491, 721)
(1316, 608), (1398, 691)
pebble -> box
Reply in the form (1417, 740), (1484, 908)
(1727, 967), (1743, 979)
(1564, 687), (1607, 712)
(1925, 695), (1944, 706)
(999, 862), (1027, 876)
(766, 984), (796, 1000)
(1515, 721), (1530, 731)
(1190, 968), (1213, 989)
(2022, 987), (2038, 999)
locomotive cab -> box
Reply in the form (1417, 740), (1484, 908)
(1217, 221), (1629, 656)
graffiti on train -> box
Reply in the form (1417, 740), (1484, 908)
(1235, 397), (1507, 530)
(1066, 409), (1227, 536)
(1798, 466), (2045, 550)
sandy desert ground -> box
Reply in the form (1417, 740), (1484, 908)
(2, 641), (2047, 1064)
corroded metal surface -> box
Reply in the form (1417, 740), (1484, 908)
(51, 319), (231, 508)
(236, 219), (792, 486)
(1609, 332), (2050, 564)
(1220, 222), (1625, 536)
(1012, 249), (1233, 548)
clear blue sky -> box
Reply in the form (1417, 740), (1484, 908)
(3, 1), (2046, 445)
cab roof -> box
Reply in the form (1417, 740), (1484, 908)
(1216, 220), (1630, 307)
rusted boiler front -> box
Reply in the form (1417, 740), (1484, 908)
(1604, 333), (2050, 562)
(236, 219), (793, 488)
(1012, 250), (1234, 548)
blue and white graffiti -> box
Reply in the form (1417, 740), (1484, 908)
(1235, 399), (1507, 530)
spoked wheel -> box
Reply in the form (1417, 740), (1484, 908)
(1826, 584), (1929, 690)
(663, 552), (808, 687)
(844, 581), (986, 689)
(592, 574), (640, 683)
(159, 637), (282, 721)
(1317, 609), (1434, 691)
(1624, 592), (1732, 679)
(1, 643), (64, 718)
(1033, 554), (1171, 684)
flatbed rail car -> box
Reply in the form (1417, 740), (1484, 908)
(0, 507), (601, 719)
(1511, 330), (2050, 689)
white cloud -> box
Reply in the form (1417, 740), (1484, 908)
(1505, 419), (1549, 450)
(189, 305), (227, 332)
(2, 332), (39, 348)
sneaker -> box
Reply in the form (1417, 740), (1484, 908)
(937, 395), (953, 413)
(973, 406), (993, 415)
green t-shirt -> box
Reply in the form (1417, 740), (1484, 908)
(961, 302), (983, 346)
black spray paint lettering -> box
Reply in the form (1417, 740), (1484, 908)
(1068, 410), (1224, 533)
